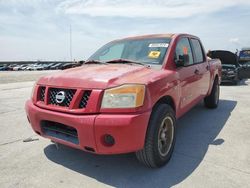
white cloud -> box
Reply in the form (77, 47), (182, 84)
(0, 0), (250, 60)
(229, 38), (240, 44)
(56, 0), (250, 18)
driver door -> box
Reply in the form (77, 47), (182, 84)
(175, 37), (200, 111)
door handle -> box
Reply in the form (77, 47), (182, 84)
(194, 69), (199, 75)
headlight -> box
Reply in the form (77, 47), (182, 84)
(101, 84), (145, 108)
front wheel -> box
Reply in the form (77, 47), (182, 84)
(204, 78), (220, 108)
(136, 104), (176, 168)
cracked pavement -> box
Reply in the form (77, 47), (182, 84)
(0, 71), (250, 188)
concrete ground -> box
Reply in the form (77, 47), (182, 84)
(0, 71), (250, 188)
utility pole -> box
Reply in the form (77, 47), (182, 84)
(70, 24), (72, 61)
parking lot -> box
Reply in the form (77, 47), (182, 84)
(0, 71), (250, 188)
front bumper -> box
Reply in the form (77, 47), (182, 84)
(25, 100), (151, 154)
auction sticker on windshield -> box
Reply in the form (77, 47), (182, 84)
(148, 43), (169, 48)
(148, 51), (161, 58)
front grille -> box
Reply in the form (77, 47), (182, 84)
(41, 120), (79, 144)
(48, 88), (76, 107)
(39, 86), (46, 101)
(79, 91), (91, 108)
(37, 86), (92, 110)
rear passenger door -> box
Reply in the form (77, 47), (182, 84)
(190, 38), (210, 97)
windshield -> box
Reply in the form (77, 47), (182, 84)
(88, 38), (171, 65)
(239, 50), (250, 63)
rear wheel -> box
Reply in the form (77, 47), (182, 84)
(204, 78), (219, 108)
(136, 104), (176, 168)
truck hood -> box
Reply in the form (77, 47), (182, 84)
(210, 50), (239, 66)
(38, 64), (163, 89)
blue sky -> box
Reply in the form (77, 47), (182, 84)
(0, 0), (250, 61)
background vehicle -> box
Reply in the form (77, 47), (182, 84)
(0, 64), (8, 71)
(209, 50), (241, 85)
(42, 63), (55, 70)
(239, 47), (250, 62)
(13, 64), (29, 71)
(50, 63), (63, 70)
(238, 48), (250, 79)
(7, 64), (17, 71)
(0, 61), (79, 71)
(26, 33), (221, 168)
(20, 64), (31, 71)
(61, 62), (82, 70)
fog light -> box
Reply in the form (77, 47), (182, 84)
(103, 134), (115, 146)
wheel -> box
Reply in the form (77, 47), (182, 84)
(204, 78), (219, 108)
(136, 104), (176, 168)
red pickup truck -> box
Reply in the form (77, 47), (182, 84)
(25, 34), (221, 168)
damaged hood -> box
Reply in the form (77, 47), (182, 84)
(38, 64), (163, 89)
(210, 50), (239, 66)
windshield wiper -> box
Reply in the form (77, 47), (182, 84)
(105, 58), (149, 67)
(84, 60), (108, 64)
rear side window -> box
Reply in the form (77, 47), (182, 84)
(191, 39), (205, 63)
(175, 38), (194, 65)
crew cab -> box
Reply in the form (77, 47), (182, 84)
(25, 34), (221, 168)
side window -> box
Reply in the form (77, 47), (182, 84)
(175, 38), (194, 65)
(99, 43), (124, 61)
(191, 39), (205, 63)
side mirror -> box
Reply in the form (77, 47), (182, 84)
(175, 54), (189, 67)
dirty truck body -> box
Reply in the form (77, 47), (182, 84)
(26, 33), (221, 167)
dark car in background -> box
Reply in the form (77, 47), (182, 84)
(50, 63), (63, 70)
(238, 48), (250, 79)
(0, 61), (82, 71)
(209, 50), (241, 85)
(61, 62), (83, 70)
(0, 64), (9, 71)
(239, 48), (250, 62)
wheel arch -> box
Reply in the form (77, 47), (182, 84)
(152, 95), (176, 115)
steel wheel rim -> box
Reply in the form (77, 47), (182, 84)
(158, 116), (174, 157)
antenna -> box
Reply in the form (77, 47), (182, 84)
(70, 24), (72, 61)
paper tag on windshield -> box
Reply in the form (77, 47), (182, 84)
(148, 51), (161, 58)
(149, 43), (169, 48)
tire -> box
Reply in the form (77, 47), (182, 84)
(204, 78), (219, 109)
(136, 104), (176, 168)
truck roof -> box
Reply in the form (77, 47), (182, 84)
(112, 33), (198, 43)
(120, 34), (175, 40)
